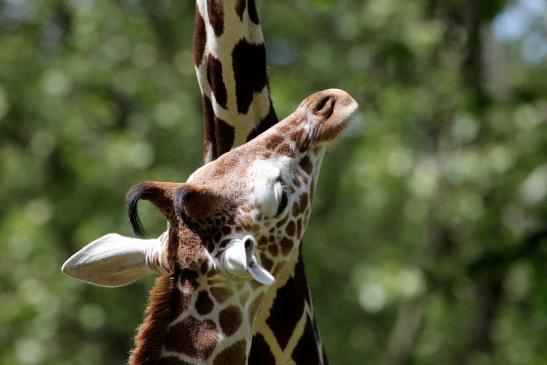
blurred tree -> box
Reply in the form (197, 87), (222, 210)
(0, 0), (546, 364)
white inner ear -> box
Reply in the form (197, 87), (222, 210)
(220, 235), (275, 286)
(61, 233), (168, 287)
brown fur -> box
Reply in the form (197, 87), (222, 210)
(129, 274), (179, 365)
(213, 340), (247, 365)
(164, 317), (219, 359)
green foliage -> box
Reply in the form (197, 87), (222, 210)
(1, 1), (546, 364)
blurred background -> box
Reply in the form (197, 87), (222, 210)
(1, 0), (546, 364)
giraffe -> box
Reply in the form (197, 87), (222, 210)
(192, 1), (333, 362)
(62, 89), (359, 364)
(193, 0), (278, 163)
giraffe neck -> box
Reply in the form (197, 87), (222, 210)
(193, 0), (278, 162)
(130, 269), (269, 365)
(250, 247), (327, 364)
(193, 1), (326, 363)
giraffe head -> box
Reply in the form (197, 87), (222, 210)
(63, 87), (358, 290)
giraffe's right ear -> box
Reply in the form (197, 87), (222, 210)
(61, 233), (170, 287)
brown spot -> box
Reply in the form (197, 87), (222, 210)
(249, 333), (275, 365)
(292, 193), (309, 217)
(164, 317), (219, 359)
(180, 272), (199, 293)
(268, 244), (279, 256)
(202, 96), (217, 159)
(247, 104), (279, 142)
(249, 293), (264, 320)
(265, 134), (284, 151)
(268, 235), (275, 243)
(193, 8), (206, 66)
(285, 221), (296, 237)
(207, 55), (228, 109)
(266, 251), (308, 350)
(207, 0), (224, 36)
(196, 291), (214, 315)
(235, 0), (246, 19)
(258, 236), (268, 246)
(280, 237), (293, 256)
(296, 219), (302, 238)
(291, 128), (306, 144)
(232, 40), (267, 114)
(178, 293), (192, 316)
(200, 262), (209, 275)
(300, 192), (309, 208)
(213, 340), (247, 365)
(278, 123), (292, 134)
(260, 253), (273, 271)
(276, 214), (288, 227)
(292, 202), (300, 217)
(210, 286), (233, 303)
(248, 0), (259, 24)
(291, 317), (321, 364)
(219, 305), (243, 336)
(276, 143), (293, 156)
(213, 230), (222, 242)
(215, 117), (235, 157)
(299, 156), (313, 175)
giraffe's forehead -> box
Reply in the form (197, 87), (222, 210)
(187, 143), (293, 186)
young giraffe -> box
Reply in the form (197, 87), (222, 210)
(193, 1), (332, 362)
(63, 89), (358, 364)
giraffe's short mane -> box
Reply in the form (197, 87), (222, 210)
(129, 274), (179, 365)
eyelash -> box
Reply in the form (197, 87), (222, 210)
(276, 186), (289, 216)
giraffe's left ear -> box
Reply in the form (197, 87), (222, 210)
(302, 88), (359, 143)
(62, 233), (170, 287)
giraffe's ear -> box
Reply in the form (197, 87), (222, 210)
(302, 88), (359, 143)
(61, 233), (170, 287)
(174, 183), (228, 220)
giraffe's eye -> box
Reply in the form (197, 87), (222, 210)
(276, 191), (288, 216)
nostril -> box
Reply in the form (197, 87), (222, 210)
(313, 95), (335, 119)
(244, 238), (252, 249)
(313, 95), (330, 113)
